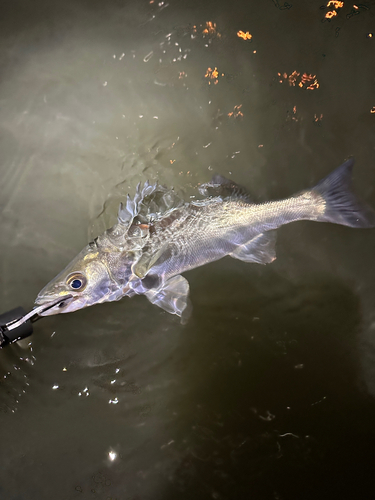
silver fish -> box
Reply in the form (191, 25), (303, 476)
(35, 159), (375, 321)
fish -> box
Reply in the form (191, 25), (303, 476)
(35, 158), (375, 321)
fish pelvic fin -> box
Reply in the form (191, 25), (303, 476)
(313, 158), (375, 228)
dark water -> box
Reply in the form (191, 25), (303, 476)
(1, 0), (375, 498)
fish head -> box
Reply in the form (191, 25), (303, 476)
(35, 243), (124, 316)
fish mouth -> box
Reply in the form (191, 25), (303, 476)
(34, 294), (74, 316)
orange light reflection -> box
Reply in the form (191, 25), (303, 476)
(228, 104), (243, 118)
(278, 71), (319, 90)
(202, 22), (221, 38)
(325, 10), (338, 18)
(327, 1), (344, 7)
(205, 67), (221, 85)
(237, 31), (252, 40)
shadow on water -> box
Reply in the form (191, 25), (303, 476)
(157, 260), (375, 500)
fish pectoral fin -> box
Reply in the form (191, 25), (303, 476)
(229, 231), (277, 264)
(133, 244), (172, 278)
(145, 275), (191, 322)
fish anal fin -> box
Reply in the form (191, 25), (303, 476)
(229, 231), (277, 265)
(145, 275), (191, 322)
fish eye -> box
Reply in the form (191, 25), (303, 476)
(66, 273), (87, 291)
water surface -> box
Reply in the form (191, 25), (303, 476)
(1, 0), (375, 498)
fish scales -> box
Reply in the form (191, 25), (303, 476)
(143, 192), (325, 279)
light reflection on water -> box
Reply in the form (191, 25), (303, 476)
(1, 0), (375, 499)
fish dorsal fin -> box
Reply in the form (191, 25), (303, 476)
(117, 180), (156, 227)
(229, 231), (277, 264)
(198, 175), (253, 201)
(145, 274), (191, 322)
(118, 181), (184, 229)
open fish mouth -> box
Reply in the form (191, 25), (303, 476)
(3, 295), (75, 333)
(34, 294), (74, 315)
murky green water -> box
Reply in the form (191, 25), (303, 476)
(1, 0), (375, 498)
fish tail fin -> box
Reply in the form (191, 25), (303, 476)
(313, 158), (375, 228)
